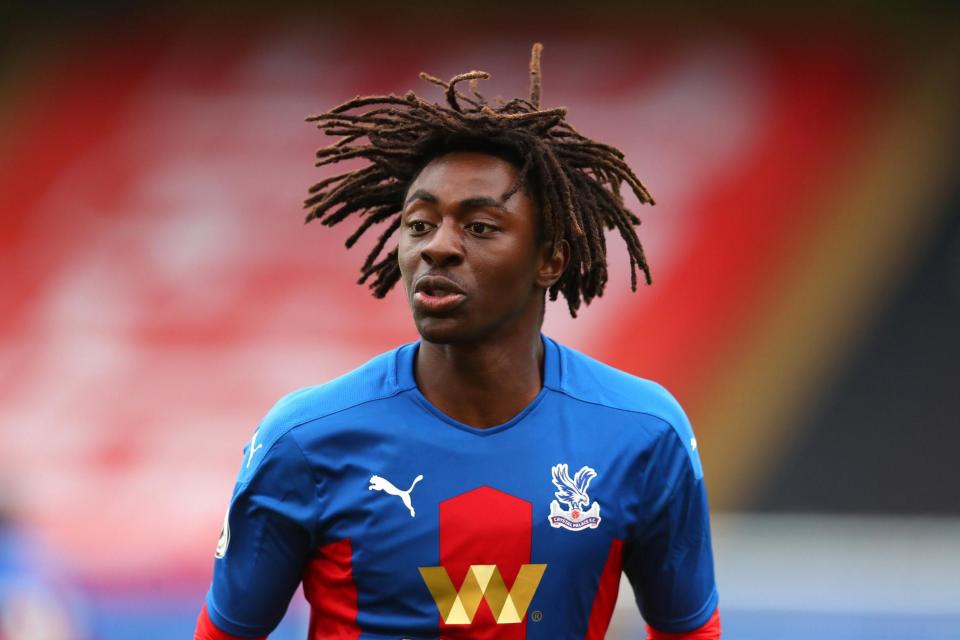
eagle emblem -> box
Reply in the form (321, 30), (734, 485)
(548, 463), (601, 531)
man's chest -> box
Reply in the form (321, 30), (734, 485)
(300, 421), (639, 637)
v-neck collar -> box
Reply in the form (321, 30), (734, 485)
(394, 334), (560, 436)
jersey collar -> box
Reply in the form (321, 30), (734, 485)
(393, 334), (561, 435)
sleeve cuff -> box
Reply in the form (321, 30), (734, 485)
(644, 586), (719, 634)
(201, 592), (271, 639)
(647, 607), (721, 639)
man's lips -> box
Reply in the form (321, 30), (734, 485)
(413, 275), (467, 314)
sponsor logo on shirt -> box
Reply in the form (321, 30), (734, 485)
(548, 463), (601, 531)
(368, 473), (423, 517)
(419, 564), (547, 624)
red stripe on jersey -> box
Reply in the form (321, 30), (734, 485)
(439, 486), (532, 640)
(302, 538), (361, 639)
(585, 537), (624, 639)
(647, 608), (721, 640)
(193, 603), (265, 640)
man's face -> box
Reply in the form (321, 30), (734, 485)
(398, 151), (552, 344)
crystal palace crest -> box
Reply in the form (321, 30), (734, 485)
(548, 463), (602, 531)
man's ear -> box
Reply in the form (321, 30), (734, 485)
(536, 238), (570, 288)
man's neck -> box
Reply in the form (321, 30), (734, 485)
(414, 327), (544, 429)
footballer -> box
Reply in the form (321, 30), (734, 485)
(195, 44), (720, 639)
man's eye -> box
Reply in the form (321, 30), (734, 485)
(468, 222), (496, 234)
(408, 220), (431, 234)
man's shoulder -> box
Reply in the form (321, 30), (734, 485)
(552, 339), (684, 422)
(233, 345), (415, 483)
(259, 343), (414, 439)
(551, 338), (703, 477)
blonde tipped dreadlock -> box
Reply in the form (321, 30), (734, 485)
(303, 43), (654, 317)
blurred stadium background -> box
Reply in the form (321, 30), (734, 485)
(1, 2), (958, 638)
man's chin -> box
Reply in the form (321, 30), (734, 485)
(413, 316), (472, 345)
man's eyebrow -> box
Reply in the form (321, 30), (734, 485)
(459, 196), (507, 211)
(403, 189), (438, 208)
(403, 190), (508, 212)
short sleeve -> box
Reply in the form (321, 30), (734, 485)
(623, 423), (719, 633)
(204, 430), (321, 637)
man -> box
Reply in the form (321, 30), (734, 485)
(196, 44), (720, 639)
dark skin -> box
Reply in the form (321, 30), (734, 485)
(398, 151), (570, 429)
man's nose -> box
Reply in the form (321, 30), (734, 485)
(421, 220), (464, 267)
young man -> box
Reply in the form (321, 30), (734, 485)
(196, 44), (720, 639)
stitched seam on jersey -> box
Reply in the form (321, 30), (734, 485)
(258, 343), (418, 449)
(286, 431), (325, 545)
(552, 389), (681, 428)
(254, 389), (408, 461)
(288, 388), (409, 431)
(547, 343), (681, 427)
(642, 426), (706, 547)
(552, 390), (701, 475)
(232, 391), (408, 494)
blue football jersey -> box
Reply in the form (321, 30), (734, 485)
(204, 335), (718, 639)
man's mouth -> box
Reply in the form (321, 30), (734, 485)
(413, 275), (467, 314)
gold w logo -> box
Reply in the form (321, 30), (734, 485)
(419, 564), (547, 625)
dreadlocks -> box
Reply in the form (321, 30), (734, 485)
(303, 43), (654, 317)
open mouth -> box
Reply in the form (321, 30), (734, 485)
(413, 276), (467, 314)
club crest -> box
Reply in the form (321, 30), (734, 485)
(548, 463), (601, 531)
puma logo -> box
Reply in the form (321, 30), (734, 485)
(369, 474), (424, 518)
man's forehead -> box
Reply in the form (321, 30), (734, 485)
(409, 151), (520, 197)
